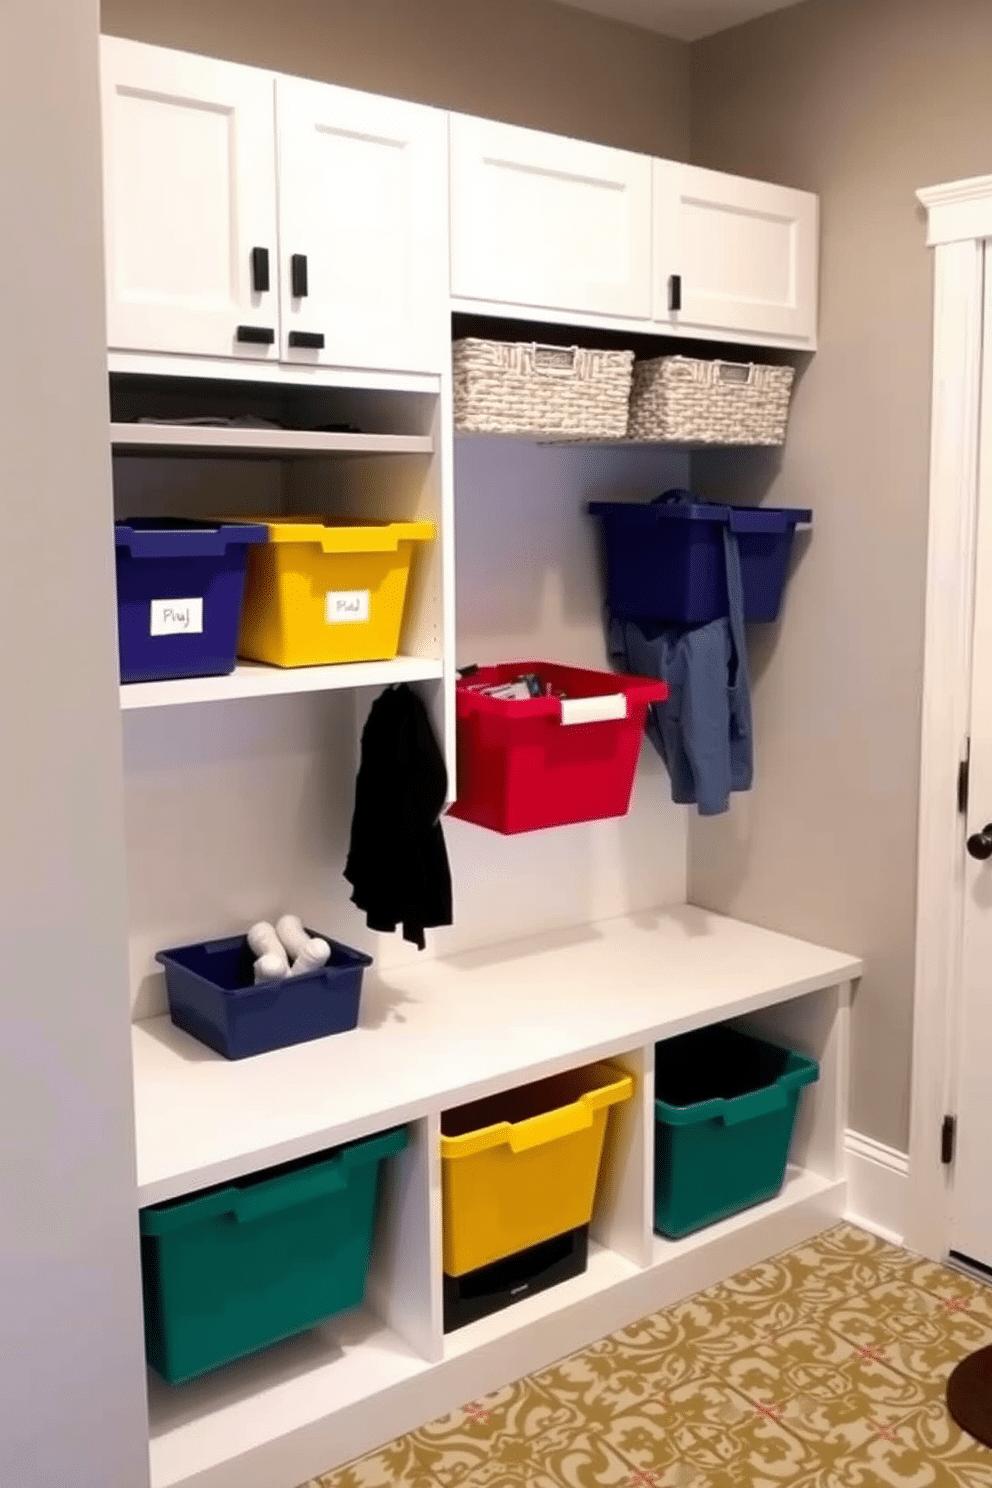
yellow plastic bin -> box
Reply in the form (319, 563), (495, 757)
(235, 518), (435, 667)
(441, 1062), (633, 1276)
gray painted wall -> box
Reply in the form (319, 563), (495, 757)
(689, 0), (992, 1151)
(101, 0), (691, 159)
(0, 2), (150, 1483)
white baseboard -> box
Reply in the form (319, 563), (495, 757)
(844, 1130), (910, 1246)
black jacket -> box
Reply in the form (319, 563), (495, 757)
(345, 685), (452, 950)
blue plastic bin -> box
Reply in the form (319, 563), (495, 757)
(115, 519), (266, 683)
(156, 930), (372, 1059)
(588, 499), (812, 623)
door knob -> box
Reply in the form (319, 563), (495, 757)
(967, 824), (992, 860)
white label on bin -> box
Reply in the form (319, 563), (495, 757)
(326, 589), (370, 625)
(150, 598), (203, 636)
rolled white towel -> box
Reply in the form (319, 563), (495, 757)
(253, 951), (289, 984)
(276, 914), (332, 978)
(247, 921), (289, 981)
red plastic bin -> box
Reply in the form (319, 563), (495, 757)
(448, 661), (668, 835)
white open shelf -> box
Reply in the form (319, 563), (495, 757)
(145, 1169), (845, 1488)
(110, 422), (434, 458)
(147, 1307), (427, 1488)
(133, 906), (858, 1486)
(119, 655), (444, 711)
(131, 906), (861, 1205)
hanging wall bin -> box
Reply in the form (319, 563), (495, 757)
(627, 355), (795, 445)
(115, 518), (266, 683)
(447, 661), (667, 834)
(653, 1024), (819, 1239)
(156, 929), (372, 1059)
(235, 517), (435, 667)
(441, 1063), (632, 1281)
(453, 338), (635, 438)
(140, 1126), (408, 1383)
(588, 499), (812, 624)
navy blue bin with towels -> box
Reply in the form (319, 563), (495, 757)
(588, 499), (812, 624)
(157, 931), (372, 1059)
(115, 519), (266, 684)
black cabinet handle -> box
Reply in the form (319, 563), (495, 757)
(669, 273), (682, 313)
(288, 330), (325, 350)
(251, 246), (270, 294)
(235, 325), (275, 345)
(291, 254), (309, 298)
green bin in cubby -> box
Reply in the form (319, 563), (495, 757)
(139, 1126), (407, 1383)
(653, 1024), (818, 1240)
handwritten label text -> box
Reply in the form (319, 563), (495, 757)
(150, 598), (204, 636)
(326, 589), (370, 625)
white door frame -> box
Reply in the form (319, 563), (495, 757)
(908, 176), (992, 1258)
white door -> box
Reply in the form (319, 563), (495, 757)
(276, 78), (448, 374)
(100, 38), (279, 361)
(449, 115), (652, 321)
(952, 267), (992, 1270)
(654, 161), (818, 344)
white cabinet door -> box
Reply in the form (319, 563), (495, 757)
(276, 78), (448, 374)
(654, 162), (818, 344)
(450, 116), (652, 321)
(100, 38), (279, 361)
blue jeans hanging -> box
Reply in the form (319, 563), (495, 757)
(609, 524), (753, 815)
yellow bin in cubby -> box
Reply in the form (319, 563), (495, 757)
(440, 1063), (633, 1277)
(236, 518), (435, 667)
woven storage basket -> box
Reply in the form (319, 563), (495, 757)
(627, 356), (795, 445)
(453, 339), (635, 438)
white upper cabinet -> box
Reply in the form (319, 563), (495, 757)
(654, 162), (818, 344)
(449, 116), (652, 321)
(100, 38), (279, 361)
(275, 79), (448, 373)
(99, 38), (820, 365)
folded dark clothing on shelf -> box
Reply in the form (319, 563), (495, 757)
(136, 414), (285, 429)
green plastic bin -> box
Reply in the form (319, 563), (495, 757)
(139, 1126), (407, 1383)
(653, 1025), (818, 1240)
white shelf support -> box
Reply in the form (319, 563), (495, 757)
(589, 1041), (654, 1269)
(365, 1113), (444, 1365)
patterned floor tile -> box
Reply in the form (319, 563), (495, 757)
(825, 1277), (992, 1387)
(822, 1399), (992, 1486)
(723, 1317), (929, 1453)
(601, 1379), (828, 1483)
(711, 1224), (916, 1323)
(897, 1260), (992, 1329)
(533, 1330), (702, 1422)
(410, 1377), (587, 1484)
(308, 1225), (992, 1488)
(609, 1291), (779, 1368)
